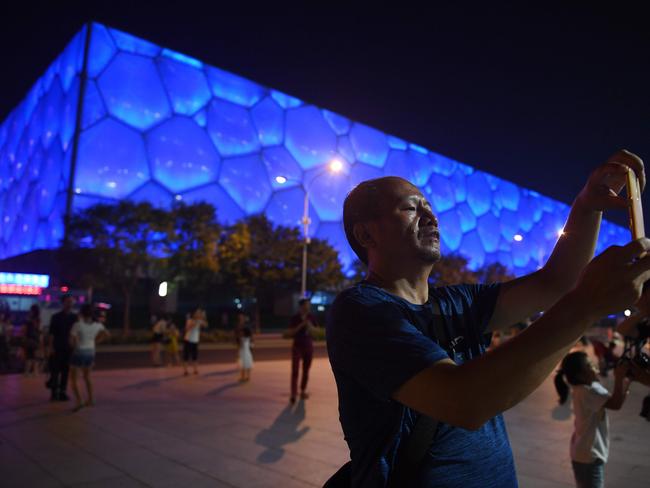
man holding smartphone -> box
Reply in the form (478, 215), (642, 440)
(327, 150), (649, 487)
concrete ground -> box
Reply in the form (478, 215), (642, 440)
(1, 358), (649, 487)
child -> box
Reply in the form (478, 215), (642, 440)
(151, 314), (167, 367)
(238, 326), (253, 382)
(554, 351), (631, 488)
(165, 319), (181, 367)
(69, 304), (110, 412)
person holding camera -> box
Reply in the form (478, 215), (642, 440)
(326, 150), (650, 487)
(554, 352), (632, 487)
(287, 298), (318, 403)
(616, 286), (650, 419)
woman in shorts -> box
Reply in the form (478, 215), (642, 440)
(70, 304), (110, 411)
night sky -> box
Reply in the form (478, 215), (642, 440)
(2, 2), (649, 228)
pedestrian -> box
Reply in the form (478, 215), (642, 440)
(47, 294), (77, 401)
(151, 313), (167, 366)
(165, 316), (181, 367)
(69, 304), (110, 412)
(287, 298), (318, 403)
(238, 326), (254, 382)
(22, 304), (41, 376)
(0, 311), (11, 372)
(234, 310), (247, 345)
(183, 308), (207, 376)
(554, 352), (632, 487)
(615, 286), (650, 421)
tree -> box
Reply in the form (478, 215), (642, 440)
(430, 254), (516, 287)
(67, 201), (170, 334)
(219, 215), (344, 312)
(164, 202), (222, 302)
(304, 237), (346, 292)
(474, 262), (515, 284)
(430, 254), (478, 287)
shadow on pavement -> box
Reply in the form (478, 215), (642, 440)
(202, 368), (238, 378)
(551, 400), (572, 421)
(255, 400), (310, 463)
(118, 375), (184, 391)
(205, 381), (242, 396)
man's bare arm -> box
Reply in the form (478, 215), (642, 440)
(395, 239), (650, 430)
(489, 149), (645, 331)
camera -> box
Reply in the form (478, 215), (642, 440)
(621, 324), (650, 372)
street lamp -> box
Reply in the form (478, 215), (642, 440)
(276, 158), (344, 297)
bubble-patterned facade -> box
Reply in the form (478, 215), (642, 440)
(0, 23), (629, 275)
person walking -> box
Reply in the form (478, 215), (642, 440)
(69, 304), (110, 411)
(0, 312), (11, 372)
(47, 294), (77, 401)
(22, 304), (41, 376)
(238, 326), (254, 382)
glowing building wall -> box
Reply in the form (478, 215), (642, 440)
(0, 26), (86, 258)
(0, 22), (629, 275)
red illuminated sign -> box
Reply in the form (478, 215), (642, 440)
(0, 284), (43, 295)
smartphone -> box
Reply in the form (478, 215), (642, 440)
(627, 168), (645, 240)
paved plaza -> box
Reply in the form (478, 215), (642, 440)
(1, 357), (649, 487)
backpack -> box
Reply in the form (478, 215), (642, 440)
(323, 312), (449, 487)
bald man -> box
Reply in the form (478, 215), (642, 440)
(327, 150), (650, 487)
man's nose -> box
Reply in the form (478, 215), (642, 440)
(420, 207), (437, 227)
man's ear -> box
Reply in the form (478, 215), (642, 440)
(353, 222), (375, 250)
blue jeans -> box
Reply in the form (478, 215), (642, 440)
(572, 459), (605, 488)
(71, 350), (95, 368)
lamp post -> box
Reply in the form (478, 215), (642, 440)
(276, 158), (344, 297)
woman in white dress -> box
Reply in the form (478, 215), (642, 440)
(238, 326), (253, 382)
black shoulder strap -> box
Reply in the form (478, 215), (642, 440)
(387, 312), (449, 488)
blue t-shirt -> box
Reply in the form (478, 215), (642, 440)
(327, 282), (517, 488)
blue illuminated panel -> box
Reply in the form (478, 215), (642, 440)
(146, 116), (220, 193)
(98, 52), (171, 130)
(76, 118), (150, 199)
(0, 272), (50, 287)
(0, 22), (630, 279)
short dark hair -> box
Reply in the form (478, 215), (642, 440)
(80, 304), (93, 318)
(343, 177), (414, 265)
(61, 293), (73, 303)
(298, 298), (310, 307)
